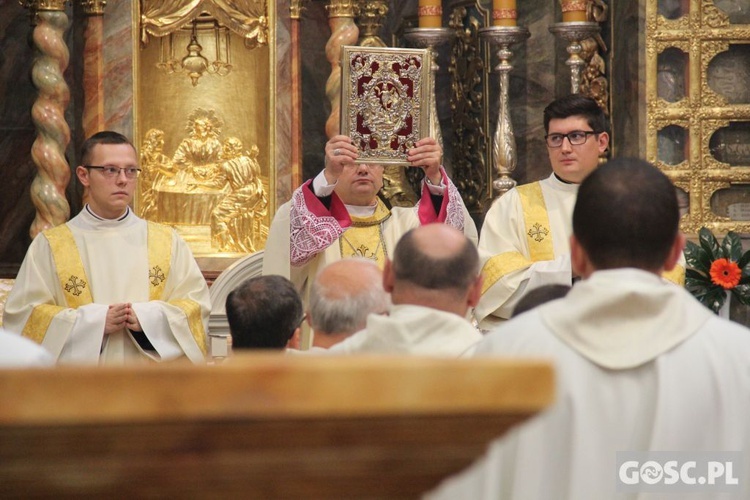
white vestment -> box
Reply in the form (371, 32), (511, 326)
(327, 304), (482, 356)
(475, 174), (577, 327)
(263, 169), (478, 303)
(476, 174), (685, 328)
(3, 207), (210, 365)
(0, 328), (54, 367)
(428, 269), (750, 500)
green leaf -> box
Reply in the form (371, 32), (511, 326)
(739, 249), (750, 270)
(722, 231), (743, 262)
(699, 227), (722, 260)
(704, 286), (727, 314)
(685, 268), (708, 281)
(732, 285), (750, 306)
(684, 240), (712, 271)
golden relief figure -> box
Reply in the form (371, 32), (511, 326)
(137, 108), (269, 255)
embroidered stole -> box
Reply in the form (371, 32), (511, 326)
(22, 222), (173, 342)
(481, 182), (554, 293)
(339, 199), (391, 269)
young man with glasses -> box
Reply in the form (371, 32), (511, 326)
(474, 94), (610, 329)
(475, 95), (684, 330)
(263, 134), (477, 347)
(4, 131), (210, 365)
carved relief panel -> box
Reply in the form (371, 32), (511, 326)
(135, 1), (274, 261)
(647, 0), (750, 233)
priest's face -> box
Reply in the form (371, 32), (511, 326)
(76, 143), (139, 219)
(334, 162), (385, 206)
(546, 115), (609, 184)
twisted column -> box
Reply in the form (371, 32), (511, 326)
(26, 5), (71, 238)
(324, 0), (358, 138)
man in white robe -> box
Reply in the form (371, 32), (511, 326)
(263, 134), (477, 346)
(427, 158), (750, 500)
(3, 131), (210, 365)
(475, 95), (611, 328)
(328, 224), (482, 357)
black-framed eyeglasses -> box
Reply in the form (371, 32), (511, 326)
(544, 130), (600, 148)
(84, 166), (141, 179)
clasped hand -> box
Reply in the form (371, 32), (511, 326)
(105, 303), (142, 335)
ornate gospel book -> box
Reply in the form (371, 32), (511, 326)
(340, 46), (432, 166)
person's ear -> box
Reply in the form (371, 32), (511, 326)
(467, 274), (484, 308)
(663, 232), (686, 272)
(383, 259), (395, 293)
(287, 327), (301, 350)
(570, 235), (592, 279)
(597, 131), (610, 154)
(76, 166), (90, 187)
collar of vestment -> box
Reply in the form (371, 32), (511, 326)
(348, 198), (391, 227)
(538, 268), (712, 370)
(75, 205), (136, 230)
(339, 198), (391, 266)
(546, 173), (579, 194)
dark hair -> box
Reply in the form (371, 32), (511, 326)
(225, 275), (303, 349)
(573, 157), (679, 271)
(392, 226), (479, 292)
(512, 284), (572, 317)
(80, 131), (135, 166)
(543, 94), (607, 135)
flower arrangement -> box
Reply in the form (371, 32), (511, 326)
(684, 227), (750, 314)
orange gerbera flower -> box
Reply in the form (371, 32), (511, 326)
(709, 258), (741, 289)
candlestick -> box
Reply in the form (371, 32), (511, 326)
(478, 26), (530, 196)
(493, 0), (517, 27)
(403, 27), (455, 151)
(418, 0), (442, 28)
(548, 22), (600, 94)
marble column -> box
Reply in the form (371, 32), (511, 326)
(81, 1), (107, 138)
(22, 0), (71, 238)
(324, 0), (358, 138)
(290, 0), (307, 187)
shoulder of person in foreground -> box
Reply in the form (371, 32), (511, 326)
(0, 329), (54, 367)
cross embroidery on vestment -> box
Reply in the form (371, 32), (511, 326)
(64, 275), (87, 296)
(528, 222), (550, 243)
(150, 266), (166, 286)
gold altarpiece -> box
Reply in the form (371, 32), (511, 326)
(134, 1), (274, 266)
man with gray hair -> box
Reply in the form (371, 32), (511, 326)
(308, 258), (389, 349)
(328, 224), (483, 356)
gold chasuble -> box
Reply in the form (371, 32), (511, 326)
(339, 200), (391, 269)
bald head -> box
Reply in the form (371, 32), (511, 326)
(391, 224), (480, 295)
(309, 258), (389, 339)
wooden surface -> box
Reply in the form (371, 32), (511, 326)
(0, 353), (554, 498)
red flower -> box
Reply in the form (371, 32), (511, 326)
(709, 258), (741, 289)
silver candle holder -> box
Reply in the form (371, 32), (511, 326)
(403, 27), (455, 150)
(548, 21), (600, 94)
(479, 26), (530, 196)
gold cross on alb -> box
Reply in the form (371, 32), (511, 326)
(64, 275), (87, 296)
(527, 223), (549, 242)
(149, 266), (166, 286)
